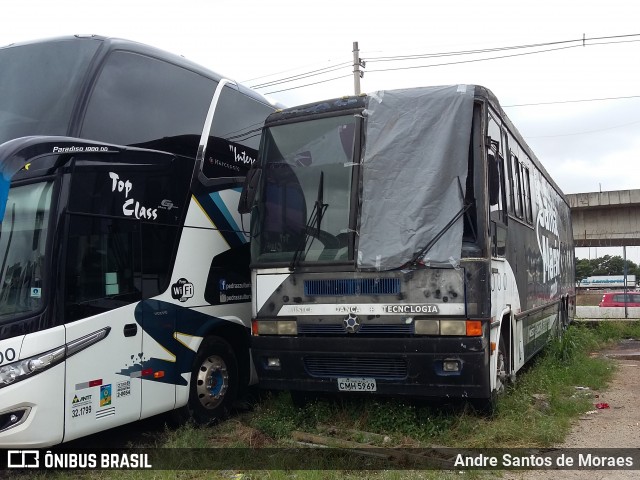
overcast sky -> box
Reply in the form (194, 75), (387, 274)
(3, 0), (640, 263)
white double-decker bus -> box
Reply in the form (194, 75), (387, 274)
(0, 35), (275, 446)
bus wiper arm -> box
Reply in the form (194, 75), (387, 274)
(289, 171), (328, 271)
(408, 177), (470, 266)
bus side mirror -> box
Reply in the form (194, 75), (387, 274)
(238, 167), (261, 214)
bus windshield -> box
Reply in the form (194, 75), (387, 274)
(0, 182), (53, 319)
(0, 38), (99, 145)
(251, 114), (357, 265)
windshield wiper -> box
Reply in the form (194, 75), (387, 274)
(289, 171), (328, 271)
(408, 176), (471, 266)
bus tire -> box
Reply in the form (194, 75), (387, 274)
(495, 334), (508, 395)
(559, 298), (569, 331)
(474, 334), (508, 415)
(187, 336), (238, 424)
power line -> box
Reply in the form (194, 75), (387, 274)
(527, 118), (640, 138)
(242, 59), (351, 83)
(365, 33), (640, 63)
(252, 33), (640, 95)
(249, 62), (351, 89)
(504, 94), (640, 107)
(366, 38), (640, 74)
(365, 43), (579, 73)
(366, 39), (579, 63)
(264, 74), (352, 95)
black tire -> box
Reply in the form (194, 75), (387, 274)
(495, 334), (508, 395)
(559, 298), (569, 331)
(187, 336), (238, 424)
(473, 334), (507, 416)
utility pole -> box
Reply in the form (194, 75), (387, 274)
(352, 41), (365, 95)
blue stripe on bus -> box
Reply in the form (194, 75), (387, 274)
(195, 190), (246, 248)
(209, 190), (247, 245)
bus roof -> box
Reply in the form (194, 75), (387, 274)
(264, 85), (568, 205)
(0, 34), (272, 106)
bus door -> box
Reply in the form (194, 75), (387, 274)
(61, 150), (169, 441)
(62, 146), (198, 436)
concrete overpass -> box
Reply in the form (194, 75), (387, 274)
(567, 189), (640, 248)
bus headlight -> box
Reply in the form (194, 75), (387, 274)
(440, 320), (467, 336)
(0, 346), (65, 388)
(414, 319), (439, 335)
(414, 319), (483, 336)
(0, 327), (109, 389)
(252, 319), (298, 336)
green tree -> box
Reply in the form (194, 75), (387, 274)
(575, 257), (593, 285)
(575, 255), (640, 283)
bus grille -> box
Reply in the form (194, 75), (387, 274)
(298, 324), (414, 335)
(304, 278), (400, 296)
(303, 357), (408, 379)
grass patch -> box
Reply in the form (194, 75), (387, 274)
(590, 319), (640, 342)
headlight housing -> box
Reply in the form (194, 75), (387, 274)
(0, 327), (110, 389)
(0, 345), (65, 387)
(414, 319), (483, 336)
(251, 319), (297, 336)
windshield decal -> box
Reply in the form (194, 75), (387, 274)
(109, 172), (158, 220)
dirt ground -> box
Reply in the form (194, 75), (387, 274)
(503, 339), (640, 480)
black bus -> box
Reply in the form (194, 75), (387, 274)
(241, 85), (575, 408)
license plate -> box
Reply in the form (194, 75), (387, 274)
(337, 377), (377, 392)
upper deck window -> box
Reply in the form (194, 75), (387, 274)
(81, 50), (215, 157)
(0, 39), (99, 144)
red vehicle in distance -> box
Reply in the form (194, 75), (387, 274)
(599, 292), (640, 307)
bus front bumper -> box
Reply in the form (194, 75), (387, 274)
(251, 336), (492, 399)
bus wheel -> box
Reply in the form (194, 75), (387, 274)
(495, 334), (508, 394)
(188, 337), (238, 424)
(475, 335), (508, 415)
(559, 299), (569, 331)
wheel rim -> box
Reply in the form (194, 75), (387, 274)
(196, 355), (229, 410)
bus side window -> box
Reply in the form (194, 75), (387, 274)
(202, 88), (275, 180)
(64, 215), (141, 323)
(487, 115), (507, 224)
(487, 139), (506, 221)
(488, 143), (507, 257)
(521, 164), (533, 224)
(488, 152), (500, 207)
(140, 223), (180, 298)
(509, 151), (524, 219)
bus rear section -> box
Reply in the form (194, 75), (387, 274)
(243, 85), (575, 406)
